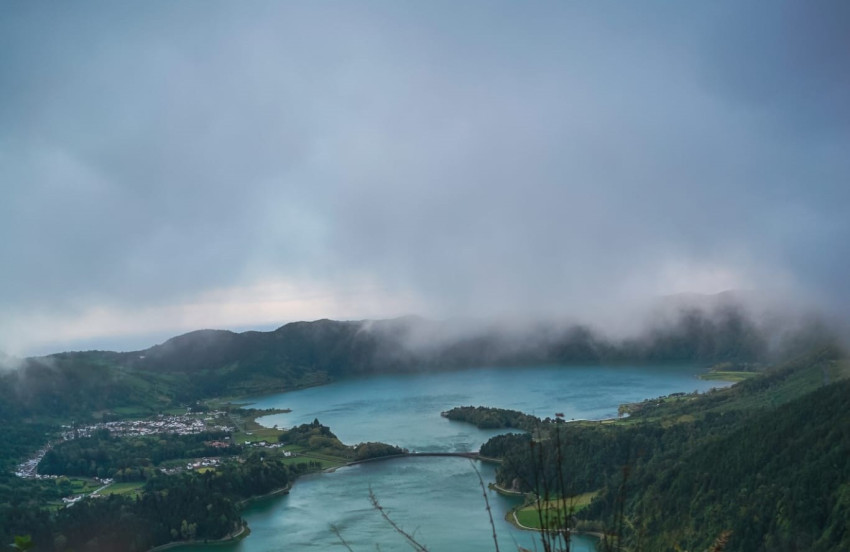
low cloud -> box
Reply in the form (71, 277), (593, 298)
(1, 2), (848, 355)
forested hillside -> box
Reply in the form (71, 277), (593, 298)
(0, 306), (779, 424)
(479, 344), (850, 551)
(5, 450), (299, 552)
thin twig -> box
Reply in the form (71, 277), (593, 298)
(369, 487), (429, 552)
(708, 530), (732, 552)
(329, 523), (356, 552)
(554, 423), (571, 552)
(470, 459), (501, 552)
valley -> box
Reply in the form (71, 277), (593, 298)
(0, 314), (845, 551)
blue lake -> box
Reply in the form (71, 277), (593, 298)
(182, 364), (728, 551)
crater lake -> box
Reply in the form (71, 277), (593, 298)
(178, 364), (728, 552)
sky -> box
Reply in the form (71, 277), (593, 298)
(1, 1), (848, 356)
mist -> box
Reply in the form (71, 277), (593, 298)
(2, 2), (848, 356)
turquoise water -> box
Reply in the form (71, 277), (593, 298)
(182, 364), (726, 551)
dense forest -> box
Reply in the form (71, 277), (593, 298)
(277, 419), (406, 460)
(0, 411), (405, 550)
(4, 450), (308, 552)
(477, 343), (850, 551)
(442, 406), (539, 431)
(38, 430), (242, 480)
(1, 416), (408, 550)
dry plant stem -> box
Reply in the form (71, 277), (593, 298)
(531, 424), (556, 552)
(554, 424), (572, 552)
(470, 460), (501, 552)
(330, 524), (355, 552)
(368, 487), (429, 552)
(708, 530), (732, 552)
(529, 441), (549, 552)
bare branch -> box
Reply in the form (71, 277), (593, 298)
(470, 460), (501, 552)
(329, 523), (356, 552)
(368, 487), (429, 552)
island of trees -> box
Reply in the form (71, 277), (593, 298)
(442, 406), (538, 431)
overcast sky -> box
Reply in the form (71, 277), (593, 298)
(2, 1), (848, 355)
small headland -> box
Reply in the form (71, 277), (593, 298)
(505, 490), (600, 532)
(148, 524), (251, 551)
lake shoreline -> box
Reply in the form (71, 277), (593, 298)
(224, 363), (715, 407)
(506, 510), (603, 550)
(237, 483), (291, 506)
(490, 482), (524, 496)
(145, 484), (290, 551)
(147, 524), (251, 552)
(200, 364), (722, 551)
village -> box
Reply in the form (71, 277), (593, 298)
(13, 409), (302, 512)
(14, 410), (294, 480)
(59, 411), (235, 440)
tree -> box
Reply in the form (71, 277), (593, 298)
(10, 535), (34, 551)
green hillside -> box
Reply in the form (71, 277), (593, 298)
(1, 308), (781, 425)
(480, 344), (850, 551)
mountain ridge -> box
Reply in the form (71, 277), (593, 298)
(2, 300), (830, 423)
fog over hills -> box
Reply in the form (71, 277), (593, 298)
(1, 291), (837, 425)
(2, 4), (848, 551)
(2, 2), (849, 357)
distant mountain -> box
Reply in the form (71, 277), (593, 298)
(0, 350), (20, 370)
(1, 301), (830, 422)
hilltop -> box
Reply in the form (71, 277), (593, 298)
(1, 302), (792, 424)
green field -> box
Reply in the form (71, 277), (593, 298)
(274, 446), (349, 468)
(699, 370), (760, 382)
(513, 491), (599, 530)
(100, 482), (144, 497)
(232, 426), (285, 444)
(229, 410), (287, 444)
(67, 478), (102, 494)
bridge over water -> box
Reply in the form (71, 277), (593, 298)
(344, 451), (501, 468)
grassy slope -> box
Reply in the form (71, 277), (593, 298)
(631, 375), (850, 551)
(623, 351), (849, 425)
(590, 347), (850, 551)
(481, 344), (849, 550)
(699, 370), (760, 382)
(514, 491), (600, 529)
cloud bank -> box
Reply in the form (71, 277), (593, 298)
(1, 1), (848, 354)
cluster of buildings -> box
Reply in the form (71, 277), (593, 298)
(14, 446), (52, 479)
(60, 412), (235, 440)
(60, 478), (114, 507)
(244, 440), (294, 456)
(186, 457), (220, 470)
(15, 413), (236, 479)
